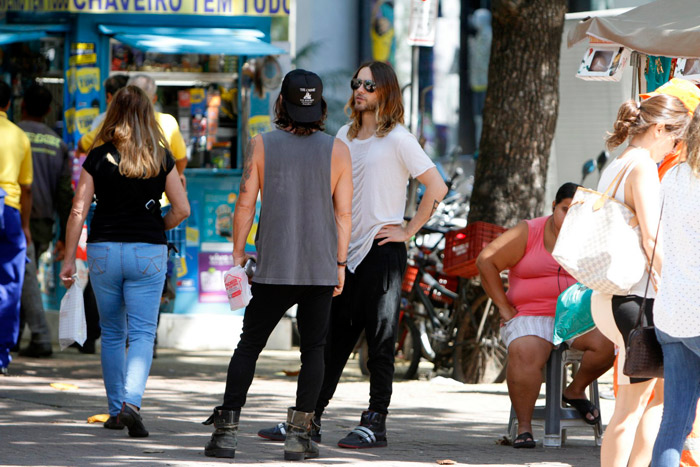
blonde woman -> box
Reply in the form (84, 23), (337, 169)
(651, 106), (700, 466)
(593, 94), (689, 467)
(60, 86), (189, 438)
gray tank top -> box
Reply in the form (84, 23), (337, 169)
(253, 129), (337, 286)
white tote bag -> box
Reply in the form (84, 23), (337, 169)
(552, 161), (647, 295)
(58, 275), (87, 350)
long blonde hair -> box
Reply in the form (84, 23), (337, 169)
(684, 104), (700, 178)
(345, 61), (404, 140)
(91, 85), (170, 178)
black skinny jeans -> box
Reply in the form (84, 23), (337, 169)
(315, 240), (407, 417)
(222, 283), (334, 413)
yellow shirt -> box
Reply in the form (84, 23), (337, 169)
(0, 111), (32, 210)
(79, 111), (186, 162)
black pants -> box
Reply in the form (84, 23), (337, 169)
(315, 240), (407, 417)
(612, 294), (655, 384)
(222, 283), (334, 413)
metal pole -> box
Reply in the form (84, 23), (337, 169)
(410, 45), (420, 134)
(405, 45), (421, 219)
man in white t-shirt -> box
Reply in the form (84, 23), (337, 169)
(259, 61), (447, 448)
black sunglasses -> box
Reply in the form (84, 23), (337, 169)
(350, 78), (377, 93)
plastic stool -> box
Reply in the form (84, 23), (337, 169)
(507, 343), (603, 447)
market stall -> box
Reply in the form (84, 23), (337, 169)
(568, 0), (700, 96)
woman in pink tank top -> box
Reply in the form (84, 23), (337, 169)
(477, 183), (615, 448)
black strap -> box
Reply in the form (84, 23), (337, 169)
(635, 200), (664, 329)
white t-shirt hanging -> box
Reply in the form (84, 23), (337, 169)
(655, 163), (700, 338)
(337, 124), (435, 272)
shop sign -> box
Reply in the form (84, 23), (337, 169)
(198, 251), (233, 303)
(407, 0), (438, 47)
(0, 0), (290, 15)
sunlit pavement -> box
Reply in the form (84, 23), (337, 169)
(0, 347), (613, 466)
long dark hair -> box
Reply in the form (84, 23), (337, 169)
(274, 94), (327, 136)
(345, 61), (404, 140)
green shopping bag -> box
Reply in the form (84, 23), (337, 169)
(553, 282), (595, 345)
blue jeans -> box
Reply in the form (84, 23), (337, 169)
(651, 329), (700, 467)
(87, 242), (167, 415)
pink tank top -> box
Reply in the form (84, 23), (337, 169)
(506, 216), (575, 317)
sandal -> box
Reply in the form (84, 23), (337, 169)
(562, 395), (600, 425)
(513, 432), (536, 449)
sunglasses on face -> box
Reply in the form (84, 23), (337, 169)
(350, 78), (377, 93)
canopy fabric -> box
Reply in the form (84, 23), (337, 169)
(98, 25), (284, 56)
(567, 0), (700, 59)
(0, 24), (69, 45)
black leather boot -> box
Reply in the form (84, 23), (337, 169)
(283, 407), (319, 461)
(337, 410), (388, 449)
(258, 415), (321, 442)
(203, 407), (239, 458)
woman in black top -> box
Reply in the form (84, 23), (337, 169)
(60, 86), (189, 438)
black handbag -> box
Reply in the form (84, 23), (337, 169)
(622, 203), (664, 379)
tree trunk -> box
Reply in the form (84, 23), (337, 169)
(467, 0), (567, 227)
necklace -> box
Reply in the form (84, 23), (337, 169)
(628, 143), (642, 149)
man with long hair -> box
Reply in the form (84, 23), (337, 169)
(259, 62), (447, 449)
(203, 70), (353, 461)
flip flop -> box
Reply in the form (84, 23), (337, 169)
(562, 395), (601, 425)
(513, 431), (536, 449)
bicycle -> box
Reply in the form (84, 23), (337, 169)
(357, 223), (508, 383)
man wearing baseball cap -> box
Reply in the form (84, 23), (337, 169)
(203, 69), (353, 461)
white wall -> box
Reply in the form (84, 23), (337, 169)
(547, 15), (636, 201)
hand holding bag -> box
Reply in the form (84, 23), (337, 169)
(552, 160), (647, 295)
(58, 275), (87, 350)
(623, 203), (664, 379)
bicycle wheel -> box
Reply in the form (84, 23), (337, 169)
(452, 294), (508, 384)
(358, 314), (422, 380)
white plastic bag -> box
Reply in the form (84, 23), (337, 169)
(223, 266), (252, 310)
(58, 275), (87, 350)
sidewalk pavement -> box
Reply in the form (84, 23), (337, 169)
(0, 346), (613, 466)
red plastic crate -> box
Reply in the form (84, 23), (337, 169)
(443, 221), (507, 278)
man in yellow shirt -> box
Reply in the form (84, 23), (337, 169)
(78, 74), (188, 184)
(0, 80), (33, 375)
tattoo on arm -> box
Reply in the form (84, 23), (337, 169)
(431, 199), (439, 216)
(240, 137), (256, 193)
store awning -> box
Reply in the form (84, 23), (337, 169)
(98, 25), (285, 56)
(0, 24), (69, 45)
(568, 0), (700, 58)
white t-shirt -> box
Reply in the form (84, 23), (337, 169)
(337, 124), (435, 272)
(655, 163), (700, 338)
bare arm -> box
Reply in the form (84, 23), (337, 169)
(163, 169), (190, 230)
(476, 221), (528, 322)
(627, 160), (663, 274)
(19, 184), (32, 244)
(59, 169), (95, 286)
(232, 135), (262, 267)
(175, 158), (187, 188)
(331, 139), (353, 296)
(376, 167), (448, 245)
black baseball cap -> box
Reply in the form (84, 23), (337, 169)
(281, 69), (323, 123)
